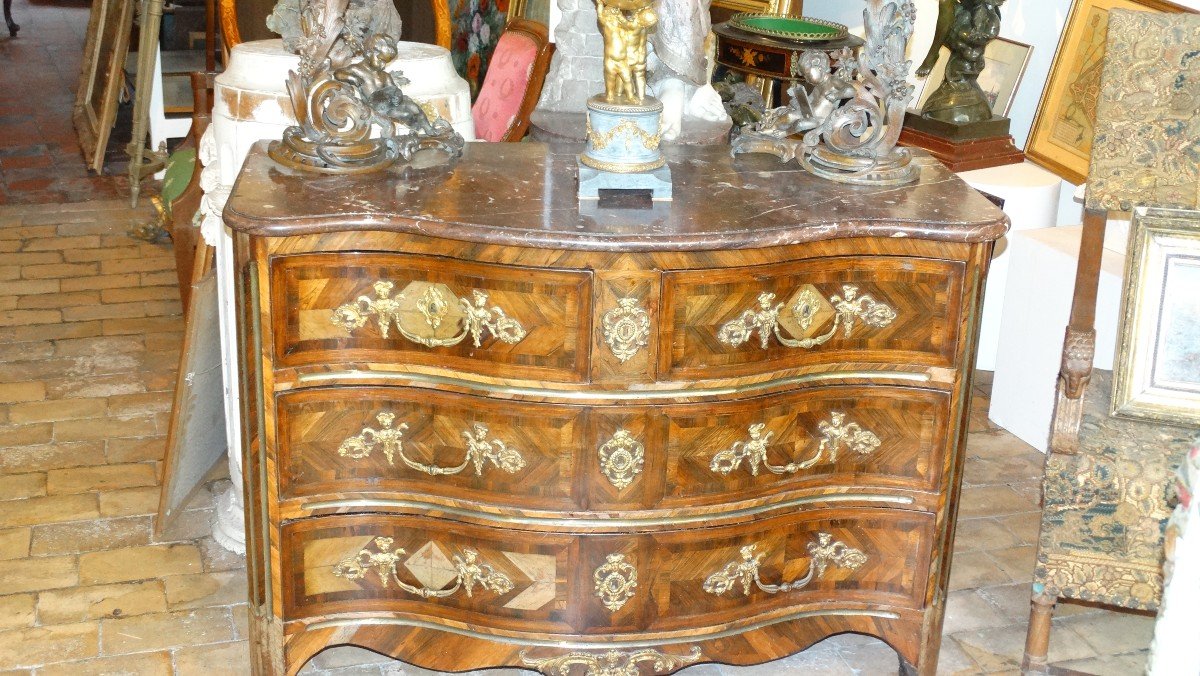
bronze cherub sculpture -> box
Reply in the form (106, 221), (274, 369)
(916, 0), (1004, 125)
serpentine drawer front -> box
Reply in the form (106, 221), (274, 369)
(276, 384), (950, 514)
(225, 142), (1006, 676)
(269, 252), (593, 382)
(282, 510), (933, 632)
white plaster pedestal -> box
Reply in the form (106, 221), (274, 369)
(957, 161), (1062, 371)
(200, 39), (475, 553)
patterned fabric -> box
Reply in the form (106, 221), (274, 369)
(1034, 371), (1194, 610)
(1085, 10), (1200, 212)
(1147, 439), (1200, 674)
(471, 30), (539, 142)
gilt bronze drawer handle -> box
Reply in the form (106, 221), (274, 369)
(332, 536), (514, 599)
(330, 280), (527, 348)
(702, 535), (867, 596)
(601, 296), (651, 363)
(338, 413), (527, 476)
(593, 552), (638, 612)
(710, 412), (882, 477)
(717, 284), (897, 349)
(598, 429), (645, 490)
(520, 647), (701, 676)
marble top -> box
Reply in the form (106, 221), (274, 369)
(224, 141), (1009, 251)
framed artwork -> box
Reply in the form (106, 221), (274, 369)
(1025, 0), (1192, 185)
(1112, 206), (1200, 427)
(72, 0), (135, 174)
(910, 37), (1031, 117)
(712, 0), (802, 20)
(450, 0), (509, 99)
(508, 0), (550, 24)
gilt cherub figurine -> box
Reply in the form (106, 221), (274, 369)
(917, 0), (1004, 124)
(596, 0), (657, 104)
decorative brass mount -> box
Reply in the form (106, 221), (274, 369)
(598, 429), (645, 489)
(332, 536), (514, 598)
(702, 535), (867, 596)
(601, 297), (651, 363)
(330, 280), (527, 348)
(594, 552), (638, 612)
(337, 413), (526, 477)
(710, 412), (882, 476)
(520, 646), (702, 676)
(718, 284), (897, 349)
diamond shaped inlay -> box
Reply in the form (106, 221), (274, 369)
(778, 284), (835, 340)
(404, 541), (458, 591)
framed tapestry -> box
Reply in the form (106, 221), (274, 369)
(1112, 207), (1200, 427)
(911, 37), (1031, 117)
(72, 0), (135, 174)
(1025, 0), (1192, 185)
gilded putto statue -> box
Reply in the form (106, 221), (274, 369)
(596, 0), (658, 104)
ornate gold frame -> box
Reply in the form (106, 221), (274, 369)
(1024, 0), (1191, 184)
(1111, 206), (1200, 426)
(713, 0), (802, 17)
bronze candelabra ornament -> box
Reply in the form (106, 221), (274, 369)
(731, 0), (919, 186)
(268, 0), (463, 174)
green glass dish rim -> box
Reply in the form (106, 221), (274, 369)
(729, 13), (850, 41)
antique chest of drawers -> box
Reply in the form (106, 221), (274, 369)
(223, 141), (1007, 676)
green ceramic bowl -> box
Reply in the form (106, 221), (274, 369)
(730, 13), (849, 41)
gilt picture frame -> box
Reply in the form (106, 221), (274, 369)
(910, 37), (1031, 117)
(72, 0), (135, 174)
(712, 0), (802, 18)
(1024, 0), (1191, 185)
(508, 0), (551, 24)
(1111, 206), (1200, 427)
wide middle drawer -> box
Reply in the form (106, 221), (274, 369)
(277, 384), (951, 515)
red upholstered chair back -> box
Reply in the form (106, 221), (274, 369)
(471, 19), (553, 142)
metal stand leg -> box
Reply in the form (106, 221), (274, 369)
(4, 0), (18, 37)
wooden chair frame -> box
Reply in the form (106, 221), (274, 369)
(483, 17), (553, 142)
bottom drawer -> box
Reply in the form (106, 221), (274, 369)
(282, 509), (934, 636)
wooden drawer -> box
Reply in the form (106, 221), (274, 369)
(660, 256), (965, 380)
(277, 385), (949, 514)
(282, 509), (933, 633)
(269, 252), (593, 382)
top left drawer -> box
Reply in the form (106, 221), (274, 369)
(269, 252), (593, 382)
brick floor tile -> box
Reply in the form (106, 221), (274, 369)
(79, 544), (203, 585)
(0, 279), (58, 296)
(0, 623), (99, 669)
(100, 608), (235, 654)
(59, 273), (140, 292)
(100, 316), (182, 336)
(0, 594), (35, 631)
(163, 571), (247, 610)
(0, 494), (98, 527)
(100, 285), (180, 304)
(20, 236), (100, 252)
(0, 528), (31, 561)
(31, 516), (153, 557)
(37, 580), (167, 624)
(50, 335), (144, 358)
(0, 440), (107, 473)
(97, 486), (161, 518)
(105, 392), (172, 417)
(0, 382), (44, 404)
(36, 651), (173, 676)
(0, 473), (46, 500)
(43, 373), (147, 400)
(52, 416), (158, 442)
(0, 319), (102, 343)
(19, 262), (98, 279)
(0, 309), (61, 327)
(104, 437), (165, 464)
(0, 555), (78, 594)
(0, 422), (52, 447)
(46, 463), (157, 495)
(62, 302), (151, 322)
(15, 290), (99, 309)
(8, 397), (105, 423)
(172, 640), (251, 676)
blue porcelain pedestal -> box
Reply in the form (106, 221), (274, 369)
(578, 95), (672, 200)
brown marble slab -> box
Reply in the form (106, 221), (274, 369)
(223, 141), (1008, 250)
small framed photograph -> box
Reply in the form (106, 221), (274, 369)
(1111, 206), (1200, 426)
(910, 37), (1032, 117)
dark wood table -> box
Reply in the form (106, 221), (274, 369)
(713, 22), (860, 106)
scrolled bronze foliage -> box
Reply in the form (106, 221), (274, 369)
(268, 0), (463, 174)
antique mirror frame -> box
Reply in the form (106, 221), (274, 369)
(1112, 206), (1200, 426)
(73, 0), (136, 174)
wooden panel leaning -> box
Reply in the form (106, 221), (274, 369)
(223, 141), (1007, 676)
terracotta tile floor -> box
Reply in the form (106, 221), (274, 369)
(0, 0), (131, 204)
(0, 201), (1156, 675)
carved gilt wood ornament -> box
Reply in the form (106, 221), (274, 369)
(710, 412), (882, 477)
(731, 0), (919, 185)
(598, 429), (645, 489)
(520, 647), (702, 676)
(703, 535), (867, 596)
(338, 413), (526, 477)
(330, 280), (527, 348)
(594, 553), (638, 612)
(601, 297), (651, 363)
(268, 0), (463, 173)
(718, 284), (897, 350)
(333, 537), (514, 598)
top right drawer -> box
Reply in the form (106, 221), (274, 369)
(660, 256), (966, 381)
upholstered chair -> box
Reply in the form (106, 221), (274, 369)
(470, 19), (553, 142)
(1021, 10), (1200, 673)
